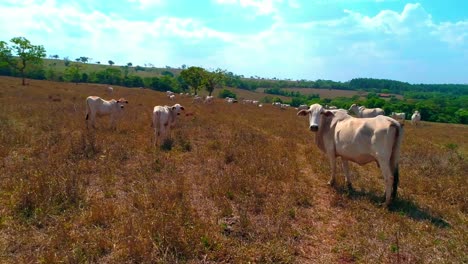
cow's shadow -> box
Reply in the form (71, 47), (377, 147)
(335, 186), (450, 228)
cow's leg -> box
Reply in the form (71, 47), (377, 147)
(378, 159), (394, 207)
(342, 159), (353, 190)
(91, 113), (96, 129)
(327, 154), (337, 186)
(110, 115), (116, 130)
(153, 127), (159, 147)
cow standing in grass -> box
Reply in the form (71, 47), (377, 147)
(152, 104), (185, 146)
(391, 112), (406, 124)
(85, 96), (128, 129)
(298, 104), (403, 207)
(411, 111), (421, 126)
(349, 104), (385, 118)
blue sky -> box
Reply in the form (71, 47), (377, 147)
(0, 0), (467, 83)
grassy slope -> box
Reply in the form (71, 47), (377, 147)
(0, 76), (466, 263)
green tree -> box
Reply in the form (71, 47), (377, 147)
(180, 66), (205, 95)
(80, 56), (89, 63)
(202, 68), (225, 96)
(218, 88), (237, 99)
(108, 60), (114, 66)
(64, 63), (82, 84)
(0, 37), (46, 85)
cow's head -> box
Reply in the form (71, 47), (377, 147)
(117, 98), (129, 109)
(297, 104), (334, 132)
(348, 103), (358, 112)
(172, 104), (185, 115)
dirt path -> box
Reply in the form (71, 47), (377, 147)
(294, 144), (357, 263)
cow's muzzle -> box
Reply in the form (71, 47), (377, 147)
(310, 125), (318, 132)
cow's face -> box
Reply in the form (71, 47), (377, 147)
(117, 98), (129, 109)
(297, 104), (330, 132)
(172, 104), (185, 115)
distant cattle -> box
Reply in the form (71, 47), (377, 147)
(325, 105), (337, 110)
(411, 111), (421, 126)
(193, 95), (202, 104)
(152, 104), (185, 146)
(298, 104), (403, 207)
(226, 98), (237, 103)
(298, 104), (309, 110)
(391, 112), (406, 124)
(169, 94), (175, 101)
(106, 86), (113, 95)
(205, 96), (214, 104)
(166, 91), (175, 97)
(349, 104), (385, 118)
(85, 96), (128, 129)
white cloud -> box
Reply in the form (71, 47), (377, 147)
(213, 0), (284, 16)
(0, 1), (466, 82)
(128, 0), (164, 9)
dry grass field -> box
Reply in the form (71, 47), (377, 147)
(257, 87), (364, 100)
(0, 76), (466, 263)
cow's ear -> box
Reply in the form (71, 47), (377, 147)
(180, 106), (185, 111)
(321, 110), (334, 117)
(172, 106), (176, 110)
(297, 109), (309, 116)
(125, 100), (129, 104)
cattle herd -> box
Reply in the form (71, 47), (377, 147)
(86, 87), (424, 207)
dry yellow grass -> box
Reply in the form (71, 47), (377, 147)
(0, 76), (466, 263)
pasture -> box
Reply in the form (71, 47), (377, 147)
(0, 76), (466, 263)
(257, 87), (364, 99)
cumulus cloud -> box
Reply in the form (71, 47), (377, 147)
(0, 1), (466, 82)
(213, 0), (285, 16)
(128, 0), (164, 9)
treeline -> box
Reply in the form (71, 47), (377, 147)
(273, 92), (467, 124)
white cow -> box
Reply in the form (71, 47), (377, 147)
(106, 86), (113, 95)
(325, 105), (337, 110)
(298, 104), (403, 207)
(192, 95), (203, 104)
(298, 104), (309, 110)
(166, 91), (175, 97)
(152, 104), (185, 146)
(85, 96), (128, 129)
(280, 104), (290, 109)
(226, 98), (237, 103)
(349, 104), (385, 118)
(272, 102), (281, 107)
(169, 94), (175, 101)
(391, 112), (406, 124)
(411, 111), (421, 126)
(205, 96), (214, 104)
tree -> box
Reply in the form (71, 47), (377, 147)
(218, 88), (236, 99)
(127, 62), (132, 67)
(108, 60), (114, 66)
(80, 56), (89, 63)
(96, 61), (101, 64)
(181, 64), (187, 69)
(180, 66), (205, 95)
(0, 37), (46, 85)
(202, 68), (225, 96)
(64, 63), (82, 84)
(63, 56), (70, 66)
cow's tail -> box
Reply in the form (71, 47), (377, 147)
(85, 99), (90, 120)
(390, 123), (403, 200)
